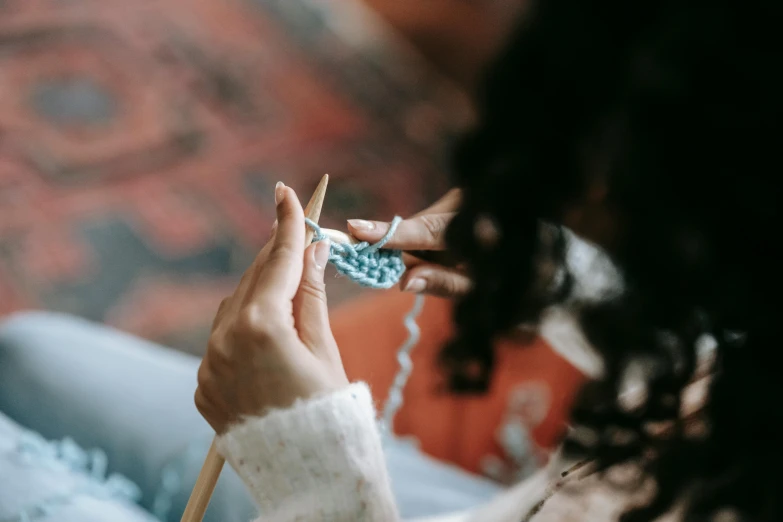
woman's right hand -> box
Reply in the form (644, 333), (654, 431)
(347, 189), (473, 299)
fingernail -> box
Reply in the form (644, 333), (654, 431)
(347, 219), (375, 231)
(274, 182), (285, 206)
(403, 278), (426, 293)
(314, 239), (330, 271)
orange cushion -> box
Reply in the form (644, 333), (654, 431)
(331, 291), (587, 478)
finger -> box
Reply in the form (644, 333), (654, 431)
(399, 264), (473, 299)
(413, 188), (461, 217)
(405, 249), (460, 268)
(211, 297), (231, 329)
(401, 252), (428, 268)
(345, 189), (459, 248)
(235, 237), (274, 294)
(401, 252), (456, 271)
(252, 185), (306, 301)
(293, 240), (336, 351)
(234, 221), (277, 307)
(346, 212), (454, 250)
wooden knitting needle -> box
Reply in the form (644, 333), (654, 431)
(304, 175), (330, 245)
(180, 174), (330, 522)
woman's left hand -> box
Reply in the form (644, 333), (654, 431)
(195, 183), (349, 434)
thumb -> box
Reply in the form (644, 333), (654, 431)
(293, 239), (335, 351)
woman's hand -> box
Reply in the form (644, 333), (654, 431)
(195, 183), (349, 435)
(347, 189), (473, 299)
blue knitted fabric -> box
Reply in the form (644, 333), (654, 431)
(305, 216), (406, 289)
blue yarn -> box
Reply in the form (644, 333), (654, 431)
(305, 216), (406, 289)
(381, 293), (425, 433)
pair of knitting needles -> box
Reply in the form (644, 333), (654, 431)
(181, 174), (356, 521)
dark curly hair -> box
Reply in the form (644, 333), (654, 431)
(441, 0), (782, 520)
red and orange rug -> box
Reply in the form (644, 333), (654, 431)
(0, 0), (465, 353)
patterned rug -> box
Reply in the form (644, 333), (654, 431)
(0, 0), (467, 354)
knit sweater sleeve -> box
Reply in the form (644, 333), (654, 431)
(215, 382), (400, 522)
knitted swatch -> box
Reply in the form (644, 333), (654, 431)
(305, 217), (406, 289)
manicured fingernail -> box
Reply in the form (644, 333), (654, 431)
(347, 219), (375, 231)
(274, 182), (285, 206)
(314, 239), (330, 270)
(403, 278), (426, 293)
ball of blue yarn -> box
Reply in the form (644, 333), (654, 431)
(305, 216), (406, 289)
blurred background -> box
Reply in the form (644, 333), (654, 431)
(0, 0), (523, 355)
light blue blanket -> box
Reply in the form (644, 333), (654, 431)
(0, 312), (500, 522)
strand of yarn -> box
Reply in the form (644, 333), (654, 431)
(305, 216), (422, 434)
(305, 216), (406, 289)
(381, 293), (425, 433)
